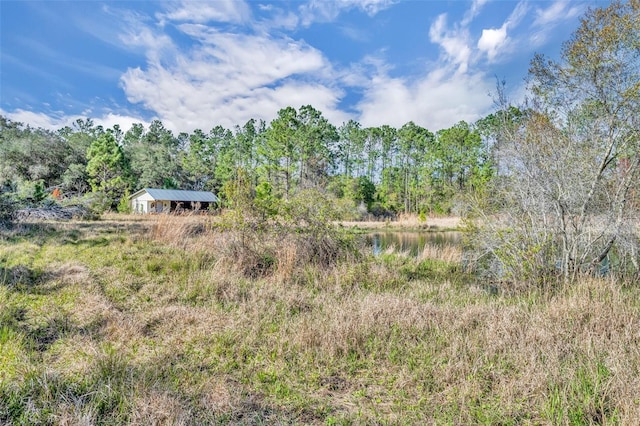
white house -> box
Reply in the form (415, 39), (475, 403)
(129, 188), (219, 214)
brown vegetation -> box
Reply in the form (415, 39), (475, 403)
(338, 214), (461, 231)
(2, 215), (640, 424)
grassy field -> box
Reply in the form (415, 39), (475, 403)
(1, 214), (640, 424)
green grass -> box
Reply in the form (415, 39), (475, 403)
(1, 217), (640, 424)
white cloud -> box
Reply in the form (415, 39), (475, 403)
(533, 0), (578, 27)
(477, 26), (507, 61)
(340, 25), (371, 42)
(120, 25), (174, 56)
(338, 55), (386, 87)
(351, 0), (501, 131)
(300, 0), (395, 26)
(477, 1), (527, 62)
(119, 24), (349, 132)
(0, 109), (65, 130)
(462, 0), (488, 26)
(429, 14), (472, 73)
(93, 113), (148, 133)
(117, 11), (176, 64)
(261, 10), (299, 30)
(508, 1), (529, 27)
(356, 66), (494, 131)
(347, 0), (396, 16)
(0, 108), (146, 133)
(530, 0), (584, 46)
(159, 0), (251, 24)
(4, 0), (588, 138)
(117, 1), (500, 133)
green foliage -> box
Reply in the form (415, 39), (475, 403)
(544, 359), (616, 425)
(86, 132), (130, 210)
(2, 98), (496, 219)
(263, 106), (299, 199)
(61, 163), (90, 195)
(280, 189), (343, 226)
(11, 179), (47, 205)
(296, 105), (338, 189)
(0, 117), (72, 189)
(219, 168), (254, 212)
(117, 189), (132, 214)
(81, 191), (113, 215)
(123, 120), (180, 189)
(214, 185), (358, 278)
(210, 125), (239, 191)
(0, 192), (15, 223)
(33, 180), (46, 203)
(180, 128), (216, 191)
(254, 181), (278, 219)
(355, 176), (375, 209)
(328, 175), (375, 215)
(396, 121), (435, 214)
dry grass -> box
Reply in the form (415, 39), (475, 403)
(130, 391), (192, 425)
(418, 243), (462, 263)
(339, 214), (461, 231)
(2, 215), (640, 424)
(150, 213), (355, 280)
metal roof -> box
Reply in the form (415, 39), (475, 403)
(130, 188), (219, 203)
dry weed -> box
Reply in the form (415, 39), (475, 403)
(54, 263), (90, 284)
(53, 403), (96, 426)
(149, 214), (210, 245)
(130, 390), (192, 425)
(274, 239), (298, 282)
(418, 243), (462, 263)
(5, 217), (640, 424)
(290, 293), (442, 357)
(141, 305), (229, 345)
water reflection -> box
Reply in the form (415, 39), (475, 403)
(367, 231), (461, 256)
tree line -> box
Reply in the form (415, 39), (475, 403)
(0, 106), (494, 217)
(1, 0), (637, 284)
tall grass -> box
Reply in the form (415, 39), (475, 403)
(1, 216), (640, 424)
(150, 212), (358, 281)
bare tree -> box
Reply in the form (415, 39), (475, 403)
(468, 0), (640, 284)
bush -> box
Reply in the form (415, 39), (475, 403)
(209, 189), (359, 279)
(117, 190), (132, 214)
(369, 202), (395, 220)
(81, 191), (111, 215)
(0, 192), (16, 224)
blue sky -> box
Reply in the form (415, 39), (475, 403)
(0, 0), (602, 133)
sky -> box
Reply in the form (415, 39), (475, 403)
(0, 0), (602, 134)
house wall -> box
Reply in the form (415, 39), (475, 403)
(130, 197), (171, 214)
(131, 196), (149, 213)
(131, 192), (155, 213)
(130, 190), (215, 214)
(155, 200), (170, 213)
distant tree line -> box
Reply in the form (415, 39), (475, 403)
(0, 106), (495, 217)
(2, 0), (636, 285)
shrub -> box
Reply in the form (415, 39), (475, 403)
(0, 192), (16, 224)
(117, 189), (132, 214)
(215, 192), (358, 279)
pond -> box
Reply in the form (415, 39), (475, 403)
(367, 231), (462, 256)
